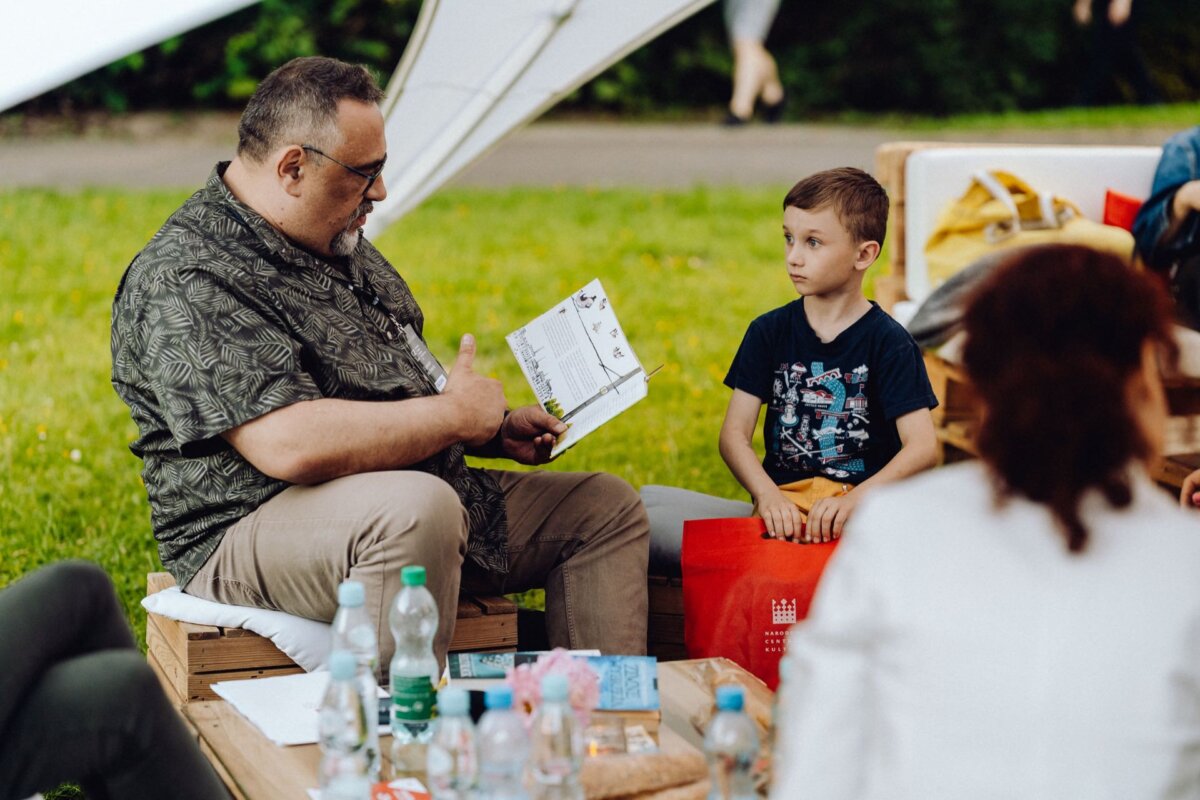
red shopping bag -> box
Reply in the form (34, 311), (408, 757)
(681, 518), (838, 690)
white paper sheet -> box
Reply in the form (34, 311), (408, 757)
(212, 671), (388, 747)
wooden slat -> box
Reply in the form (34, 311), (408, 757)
(189, 629), (296, 673)
(187, 664), (307, 703)
(455, 596), (483, 619)
(1154, 452), (1200, 489)
(471, 595), (517, 615)
(146, 647), (186, 709)
(449, 612), (518, 651)
(147, 615), (190, 703)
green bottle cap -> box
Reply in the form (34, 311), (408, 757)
(401, 565), (427, 587)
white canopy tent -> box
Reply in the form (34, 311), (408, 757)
(1, 0), (716, 230)
(366, 0), (715, 234)
(0, 0), (258, 114)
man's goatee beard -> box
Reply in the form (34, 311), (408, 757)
(331, 227), (363, 257)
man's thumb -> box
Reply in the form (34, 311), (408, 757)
(455, 333), (476, 368)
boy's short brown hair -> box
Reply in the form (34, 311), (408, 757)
(783, 167), (888, 247)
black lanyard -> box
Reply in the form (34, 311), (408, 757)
(326, 272), (406, 342)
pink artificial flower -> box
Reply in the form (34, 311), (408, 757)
(506, 648), (600, 728)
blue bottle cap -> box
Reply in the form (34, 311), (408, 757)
(329, 649), (358, 681)
(439, 686), (470, 716)
(401, 565), (427, 587)
(337, 580), (365, 608)
(715, 684), (745, 712)
(485, 685), (514, 710)
(541, 673), (569, 703)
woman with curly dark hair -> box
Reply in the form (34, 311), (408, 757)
(772, 245), (1200, 800)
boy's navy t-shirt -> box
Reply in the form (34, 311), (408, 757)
(724, 299), (937, 485)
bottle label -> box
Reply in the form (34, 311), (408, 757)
(391, 675), (436, 721)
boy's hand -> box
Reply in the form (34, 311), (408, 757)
(806, 491), (860, 542)
(757, 489), (807, 542)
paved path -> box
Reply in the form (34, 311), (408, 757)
(0, 113), (1179, 189)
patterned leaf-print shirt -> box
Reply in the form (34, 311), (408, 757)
(111, 164), (508, 588)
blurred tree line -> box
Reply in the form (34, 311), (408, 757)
(15, 0), (1200, 117)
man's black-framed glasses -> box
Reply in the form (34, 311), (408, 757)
(301, 144), (386, 193)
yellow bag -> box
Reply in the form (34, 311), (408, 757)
(753, 476), (849, 521)
(924, 170), (1135, 289)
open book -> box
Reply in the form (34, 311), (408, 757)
(506, 279), (648, 457)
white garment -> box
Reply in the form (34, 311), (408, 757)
(772, 461), (1200, 800)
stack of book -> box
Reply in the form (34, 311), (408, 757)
(447, 651), (662, 742)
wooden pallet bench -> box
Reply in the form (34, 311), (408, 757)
(922, 351), (1200, 487)
(145, 572), (517, 705)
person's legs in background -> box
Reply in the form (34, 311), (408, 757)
(724, 0), (784, 123)
(0, 561), (227, 800)
(186, 470), (470, 678)
(465, 470), (650, 655)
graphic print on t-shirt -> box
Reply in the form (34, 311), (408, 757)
(769, 360), (869, 479)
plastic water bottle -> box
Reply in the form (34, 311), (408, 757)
(477, 685), (531, 800)
(703, 685), (759, 800)
(331, 579), (380, 779)
(319, 649), (371, 800)
(389, 564), (440, 779)
(529, 673), (583, 800)
(427, 686), (478, 797)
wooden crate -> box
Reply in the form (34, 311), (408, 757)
(647, 575), (687, 662)
(146, 572), (517, 705)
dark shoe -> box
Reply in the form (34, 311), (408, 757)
(762, 94), (787, 124)
(722, 110), (750, 127)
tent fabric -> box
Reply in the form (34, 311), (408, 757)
(0, 0), (258, 113)
(366, 0), (716, 235)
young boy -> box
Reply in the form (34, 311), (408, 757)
(720, 167), (939, 543)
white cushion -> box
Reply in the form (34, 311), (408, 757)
(904, 146), (1162, 304)
(142, 587), (330, 672)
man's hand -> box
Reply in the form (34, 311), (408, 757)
(443, 334), (507, 447)
(806, 491), (860, 543)
(757, 487), (807, 542)
(497, 405), (567, 465)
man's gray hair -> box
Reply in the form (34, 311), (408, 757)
(237, 56), (385, 162)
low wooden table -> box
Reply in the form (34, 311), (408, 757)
(184, 657), (772, 799)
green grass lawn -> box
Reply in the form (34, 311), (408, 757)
(2, 184), (893, 641)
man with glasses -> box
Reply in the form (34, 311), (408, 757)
(110, 56), (649, 677)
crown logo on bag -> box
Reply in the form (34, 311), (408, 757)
(771, 598), (797, 625)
